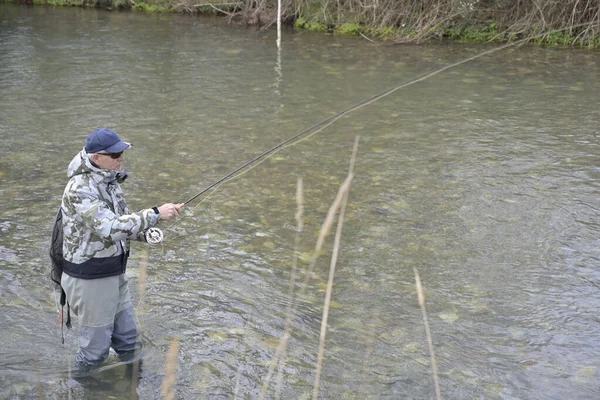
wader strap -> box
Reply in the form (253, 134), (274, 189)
(66, 303), (72, 329)
(58, 288), (72, 344)
(59, 305), (63, 344)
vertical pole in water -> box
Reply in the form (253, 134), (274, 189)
(276, 0), (282, 49)
(274, 0), (283, 114)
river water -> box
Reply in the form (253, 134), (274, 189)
(1, 4), (599, 399)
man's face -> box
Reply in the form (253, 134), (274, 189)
(92, 152), (124, 171)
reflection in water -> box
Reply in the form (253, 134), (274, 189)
(1, 3), (600, 399)
(53, 359), (146, 400)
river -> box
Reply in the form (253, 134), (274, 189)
(1, 4), (599, 399)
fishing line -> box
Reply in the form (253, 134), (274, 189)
(158, 22), (595, 238)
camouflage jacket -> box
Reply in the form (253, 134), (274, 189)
(61, 149), (159, 279)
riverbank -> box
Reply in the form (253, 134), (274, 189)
(5, 0), (600, 47)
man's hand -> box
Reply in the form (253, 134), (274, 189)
(158, 203), (184, 220)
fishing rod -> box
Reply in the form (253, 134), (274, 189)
(141, 23), (595, 245)
(178, 43), (511, 209)
(141, 62), (438, 246)
(182, 86), (402, 206)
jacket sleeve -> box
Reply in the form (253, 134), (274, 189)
(63, 183), (160, 242)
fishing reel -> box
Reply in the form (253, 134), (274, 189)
(144, 227), (164, 245)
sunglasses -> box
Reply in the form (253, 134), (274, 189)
(97, 152), (123, 159)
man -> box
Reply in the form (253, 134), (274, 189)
(59, 127), (183, 369)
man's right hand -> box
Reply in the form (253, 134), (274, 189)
(158, 203), (184, 220)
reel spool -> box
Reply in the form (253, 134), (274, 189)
(144, 227), (164, 245)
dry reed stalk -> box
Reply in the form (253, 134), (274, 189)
(260, 177), (304, 399)
(130, 360), (140, 400)
(138, 249), (148, 307)
(262, 138), (358, 398)
(135, 249), (148, 345)
(263, 166), (354, 385)
(129, 249), (149, 399)
(414, 267), (441, 400)
(259, 332), (291, 399)
(162, 340), (180, 400)
(312, 136), (359, 400)
(299, 172), (355, 294)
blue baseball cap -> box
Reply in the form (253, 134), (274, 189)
(85, 128), (131, 154)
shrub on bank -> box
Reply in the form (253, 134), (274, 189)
(6, 0), (600, 47)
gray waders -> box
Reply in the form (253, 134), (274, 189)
(61, 273), (141, 365)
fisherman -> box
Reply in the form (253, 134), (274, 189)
(58, 128), (183, 370)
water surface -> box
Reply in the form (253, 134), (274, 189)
(1, 4), (599, 399)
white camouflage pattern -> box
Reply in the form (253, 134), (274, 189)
(61, 149), (159, 264)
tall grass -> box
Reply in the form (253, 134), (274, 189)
(312, 136), (358, 400)
(259, 177), (304, 399)
(258, 138), (358, 398)
(130, 249), (149, 400)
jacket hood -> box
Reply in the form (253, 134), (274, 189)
(67, 149), (121, 183)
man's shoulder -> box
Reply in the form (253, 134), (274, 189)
(64, 173), (100, 197)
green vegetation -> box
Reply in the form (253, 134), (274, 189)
(132, 1), (170, 13)
(444, 22), (505, 43)
(294, 18), (327, 32)
(336, 23), (360, 36)
(7, 0), (600, 47)
(293, 17), (307, 29)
